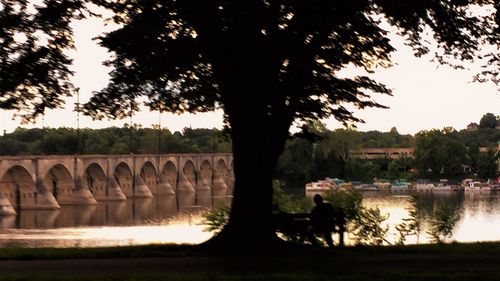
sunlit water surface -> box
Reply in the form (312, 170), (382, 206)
(356, 190), (500, 244)
(2, 190), (500, 247)
(0, 193), (229, 248)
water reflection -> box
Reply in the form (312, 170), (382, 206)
(307, 190), (500, 245)
(5, 189), (500, 247)
(0, 193), (232, 248)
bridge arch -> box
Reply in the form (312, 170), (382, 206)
(227, 159), (235, 194)
(0, 153), (233, 207)
(184, 160), (196, 183)
(213, 159), (228, 195)
(215, 159), (228, 178)
(177, 160), (196, 192)
(158, 161), (177, 194)
(44, 164), (76, 203)
(84, 163), (107, 200)
(140, 161), (158, 194)
(114, 162), (133, 198)
(0, 165), (37, 209)
(198, 160), (212, 191)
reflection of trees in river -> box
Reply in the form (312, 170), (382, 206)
(410, 191), (465, 220)
(362, 190), (466, 244)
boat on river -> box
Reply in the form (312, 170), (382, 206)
(391, 179), (410, 190)
(305, 178), (352, 191)
(434, 179), (461, 191)
(373, 179), (391, 189)
(330, 178), (352, 190)
(463, 179), (492, 191)
(415, 179), (434, 191)
(358, 184), (379, 191)
(305, 179), (335, 191)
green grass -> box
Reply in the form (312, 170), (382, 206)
(1, 242), (500, 280)
(1, 241), (500, 260)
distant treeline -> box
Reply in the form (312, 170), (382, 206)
(275, 120), (500, 187)
(1, 115), (499, 187)
(0, 126), (232, 155)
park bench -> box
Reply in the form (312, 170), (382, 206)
(272, 208), (346, 247)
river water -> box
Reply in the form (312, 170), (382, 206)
(361, 190), (500, 244)
(1, 189), (500, 247)
(0, 191), (231, 248)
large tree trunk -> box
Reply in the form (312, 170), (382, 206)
(199, 27), (295, 249)
(205, 111), (291, 250)
(202, 71), (293, 250)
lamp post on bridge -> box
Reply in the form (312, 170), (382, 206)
(158, 106), (162, 155)
(74, 87), (81, 155)
(128, 101), (134, 154)
(41, 114), (45, 155)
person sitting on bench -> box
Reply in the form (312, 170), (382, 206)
(307, 194), (335, 247)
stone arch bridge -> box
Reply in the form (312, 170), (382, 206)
(0, 153), (233, 215)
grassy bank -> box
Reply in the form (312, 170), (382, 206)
(1, 242), (500, 280)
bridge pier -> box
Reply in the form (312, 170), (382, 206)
(156, 180), (175, 195)
(0, 195), (16, 215)
(35, 178), (61, 210)
(105, 177), (127, 201)
(177, 173), (196, 193)
(212, 176), (228, 196)
(133, 175), (154, 198)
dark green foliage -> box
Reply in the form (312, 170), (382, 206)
(324, 189), (391, 246)
(203, 202), (231, 234)
(479, 113), (499, 129)
(477, 148), (499, 179)
(323, 189), (363, 222)
(395, 196), (423, 245)
(427, 203), (461, 244)
(0, 126), (230, 155)
(460, 128), (500, 148)
(271, 181), (311, 214)
(0, 0), (88, 120)
(275, 137), (316, 187)
(414, 129), (467, 178)
(203, 182), (311, 234)
(351, 207), (390, 246)
(362, 129), (414, 148)
(350, 158), (382, 183)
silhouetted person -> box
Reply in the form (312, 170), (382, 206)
(308, 194), (335, 247)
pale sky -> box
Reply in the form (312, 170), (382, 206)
(0, 15), (498, 135)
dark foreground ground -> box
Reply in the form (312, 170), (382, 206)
(1, 242), (500, 280)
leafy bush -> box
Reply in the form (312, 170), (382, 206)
(427, 203), (461, 244)
(203, 181), (311, 234)
(395, 196), (423, 245)
(325, 189), (390, 246)
(203, 202), (231, 234)
(351, 207), (389, 246)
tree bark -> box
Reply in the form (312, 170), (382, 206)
(207, 121), (290, 249)
(201, 68), (294, 250)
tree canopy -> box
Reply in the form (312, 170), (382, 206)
(0, 0), (88, 120)
(1, 0), (499, 248)
(479, 112), (499, 129)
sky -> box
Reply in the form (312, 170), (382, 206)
(0, 15), (499, 136)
